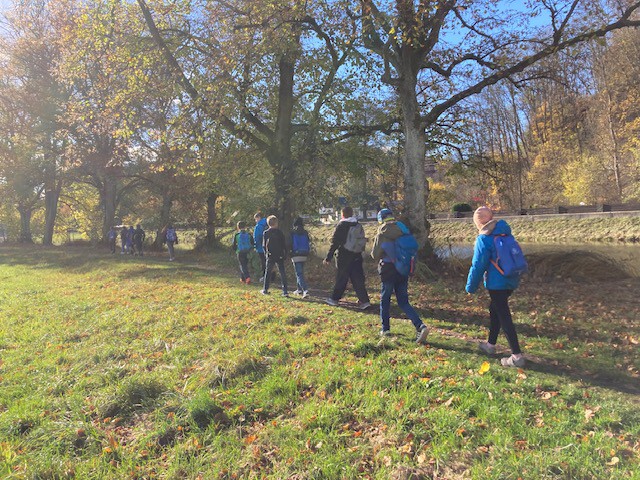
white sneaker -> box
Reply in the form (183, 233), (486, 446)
(293, 290), (302, 295)
(479, 342), (496, 355)
(380, 330), (391, 337)
(416, 325), (428, 345)
(302, 291), (310, 298)
(358, 302), (371, 310)
(501, 355), (526, 368)
(324, 298), (339, 306)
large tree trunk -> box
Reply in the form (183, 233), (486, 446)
(43, 183), (61, 246)
(101, 174), (118, 241)
(269, 53), (297, 234)
(154, 190), (173, 249)
(17, 205), (34, 243)
(398, 70), (429, 248)
(206, 192), (218, 244)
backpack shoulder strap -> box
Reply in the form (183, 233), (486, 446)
(490, 234), (507, 275)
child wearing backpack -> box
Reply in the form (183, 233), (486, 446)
(371, 208), (428, 344)
(290, 217), (310, 298)
(107, 226), (117, 254)
(261, 215), (288, 296)
(232, 221), (254, 284)
(164, 225), (178, 261)
(323, 206), (371, 309)
(466, 206), (526, 368)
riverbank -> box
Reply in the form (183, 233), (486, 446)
(429, 215), (640, 243)
(308, 215), (640, 246)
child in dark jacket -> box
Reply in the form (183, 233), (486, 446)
(290, 217), (310, 298)
(261, 215), (288, 296)
(232, 221), (254, 284)
(322, 206), (370, 309)
(466, 206), (525, 368)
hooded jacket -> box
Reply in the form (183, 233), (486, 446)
(290, 225), (310, 262)
(263, 227), (287, 260)
(253, 218), (268, 254)
(371, 221), (405, 262)
(466, 219), (521, 293)
(324, 217), (362, 267)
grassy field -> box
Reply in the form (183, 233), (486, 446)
(0, 246), (638, 479)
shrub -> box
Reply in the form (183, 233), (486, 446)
(451, 203), (473, 213)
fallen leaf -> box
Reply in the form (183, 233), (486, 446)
(606, 456), (620, 466)
(479, 361), (491, 375)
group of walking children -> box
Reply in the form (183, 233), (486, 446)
(107, 225), (146, 256)
(107, 224), (179, 261)
(233, 205), (528, 368)
(232, 213), (311, 297)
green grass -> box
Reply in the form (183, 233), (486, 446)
(0, 246), (638, 479)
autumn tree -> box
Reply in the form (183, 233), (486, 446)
(58, 0), (156, 240)
(360, 0), (640, 245)
(0, 0), (72, 244)
(137, 0), (378, 232)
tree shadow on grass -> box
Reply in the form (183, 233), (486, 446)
(425, 336), (640, 397)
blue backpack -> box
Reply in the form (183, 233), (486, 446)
(393, 222), (418, 277)
(491, 234), (528, 277)
(237, 231), (252, 253)
(394, 235), (418, 277)
(291, 232), (310, 256)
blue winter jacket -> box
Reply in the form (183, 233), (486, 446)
(254, 218), (268, 253)
(466, 219), (521, 293)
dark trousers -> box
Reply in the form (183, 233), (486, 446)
(237, 252), (250, 281)
(264, 257), (288, 293)
(331, 256), (370, 303)
(488, 289), (521, 355)
(109, 239), (116, 254)
(380, 273), (423, 332)
(258, 252), (266, 277)
(134, 240), (143, 256)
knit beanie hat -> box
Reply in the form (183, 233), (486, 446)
(377, 208), (394, 224)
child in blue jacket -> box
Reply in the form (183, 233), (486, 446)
(232, 221), (254, 284)
(254, 212), (268, 281)
(466, 207), (525, 368)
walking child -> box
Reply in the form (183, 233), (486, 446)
(107, 226), (117, 254)
(323, 206), (370, 309)
(466, 206), (526, 367)
(290, 217), (310, 298)
(120, 226), (128, 254)
(253, 212), (268, 282)
(133, 224), (145, 256)
(127, 226), (135, 254)
(164, 225), (178, 261)
(261, 215), (288, 296)
(371, 208), (428, 344)
(232, 221), (254, 284)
